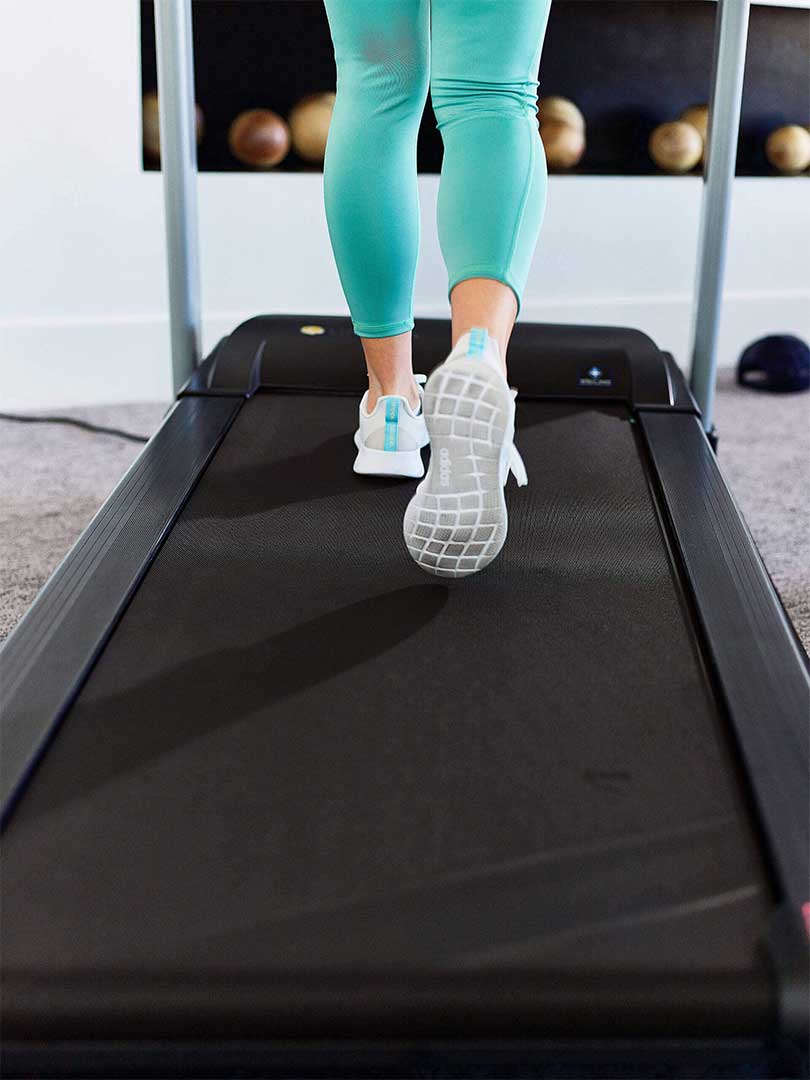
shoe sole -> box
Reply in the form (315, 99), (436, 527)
(403, 357), (514, 578)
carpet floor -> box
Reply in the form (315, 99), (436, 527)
(2, 370), (808, 653)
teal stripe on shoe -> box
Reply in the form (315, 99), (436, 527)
(384, 398), (399, 451)
(469, 327), (487, 357)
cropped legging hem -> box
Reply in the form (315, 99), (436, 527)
(352, 316), (415, 338)
(323, 0), (551, 342)
(447, 267), (522, 320)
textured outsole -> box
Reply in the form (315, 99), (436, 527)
(403, 358), (514, 578)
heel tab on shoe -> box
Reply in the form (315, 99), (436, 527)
(467, 328), (503, 374)
(383, 397), (400, 451)
(450, 328), (502, 372)
(468, 326), (489, 357)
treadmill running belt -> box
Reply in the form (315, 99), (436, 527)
(1, 394), (771, 987)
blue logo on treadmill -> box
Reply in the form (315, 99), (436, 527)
(578, 365), (613, 388)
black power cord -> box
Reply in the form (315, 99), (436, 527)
(0, 413), (149, 445)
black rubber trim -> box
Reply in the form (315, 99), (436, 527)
(1, 1037), (796, 1080)
(0, 396), (241, 823)
(639, 410), (810, 1035)
(1, 969), (772, 1044)
(637, 351), (701, 415)
(179, 336), (227, 395)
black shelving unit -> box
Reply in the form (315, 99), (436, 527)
(140, 0), (810, 176)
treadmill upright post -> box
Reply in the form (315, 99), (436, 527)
(154, 0), (202, 392)
(689, 0), (751, 433)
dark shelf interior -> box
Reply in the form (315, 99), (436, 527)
(140, 0), (810, 177)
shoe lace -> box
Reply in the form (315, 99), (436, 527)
(508, 443), (528, 487)
(508, 388), (528, 487)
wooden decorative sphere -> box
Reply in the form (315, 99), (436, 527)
(228, 108), (291, 169)
(538, 96), (585, 133)
(679, 104), (709, 143)
(765, 125), (810, 175)
(649, 121), (703, 174)
(289, 92), (336, 164)
(142, 91), (204, 162)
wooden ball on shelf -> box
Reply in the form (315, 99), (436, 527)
(142, 91), (205, 162)
(765, 124), (810, 175)
(142, 92), (161, 160)
(679, 103), (709, 143)
(649, 121), (703, 174)
(538, 95), (585, 133)
(288, 91), (336, 164)
(228, 108), (291, 169)
(540, 119), (586, 170)
(679, 103), (709, 164)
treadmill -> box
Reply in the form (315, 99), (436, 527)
(2, 2), (808, 1076)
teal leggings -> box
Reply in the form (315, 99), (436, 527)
(322, 0), (552, 338)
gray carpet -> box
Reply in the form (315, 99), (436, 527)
(1, 371), (808, 653)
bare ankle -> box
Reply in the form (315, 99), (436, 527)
(361, 330), (418, 411)
(450, 277), (517, 381)
(367, 376), (420, 412)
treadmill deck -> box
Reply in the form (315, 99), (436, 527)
(1, 393), (771, 1008)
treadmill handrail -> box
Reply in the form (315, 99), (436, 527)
(155, 0), (202, 393)
(689, 0), (751, 432)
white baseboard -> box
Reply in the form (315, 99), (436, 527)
(2, 290), (808, 410)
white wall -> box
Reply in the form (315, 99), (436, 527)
(1, 0), (808, 409)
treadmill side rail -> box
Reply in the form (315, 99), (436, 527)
(0, 396), (241, 822)
(640, 409), (810, 1036)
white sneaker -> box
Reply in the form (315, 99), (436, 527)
(403, 328), (527, 577)
(353, 375), (429, 478)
